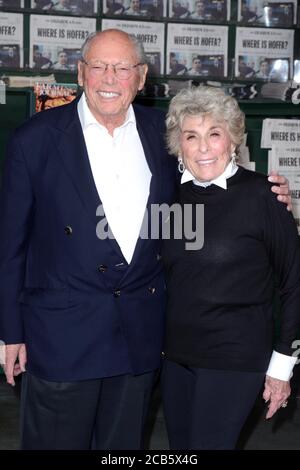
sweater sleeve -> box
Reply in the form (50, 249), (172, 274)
(0, 133), (34, 344)
(263, 184), (300, 357)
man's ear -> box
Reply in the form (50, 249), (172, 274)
(138, 64), (148, 91)
(77, 60), (84, 87)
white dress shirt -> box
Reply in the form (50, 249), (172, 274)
(181, 158), (296, 381)
(78, 93), (151, 264)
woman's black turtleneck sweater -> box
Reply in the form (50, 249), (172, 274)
(163, 167), (300, 372)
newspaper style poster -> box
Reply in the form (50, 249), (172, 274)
(102, 19), (165, 75)
(237, 0), (297, 27)
(103, 0), (167, 19)
(268, 146), (300, 233)
(29, 15), (96, 71)
(235, 27), (294, 81)
(166, 23), (228, 77)
(0, 1), (24, 8)
(261, 118), (300, 148)
(30, 1), (98, 15)
(168, 0), (230, 21)
(0, 13), (23, 68)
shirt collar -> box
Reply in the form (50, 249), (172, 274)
(181, 157), (238, 190)
(78, 92), (136, 133)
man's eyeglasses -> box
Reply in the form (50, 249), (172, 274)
(81, 59), (144, 79)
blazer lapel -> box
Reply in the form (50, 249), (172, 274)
(53, 98), (125, 259)
(56, 117), (101, 226)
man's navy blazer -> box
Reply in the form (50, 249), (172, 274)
(0, 96), (177, 381)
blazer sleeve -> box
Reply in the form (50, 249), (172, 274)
(0, 133), (34, 344)
(262, 185), (300, 357)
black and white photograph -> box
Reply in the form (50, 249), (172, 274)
(294, 59), (300, 82)
(103, 0), (167, 18)
(169, 0), (192, 18)
(0, 44), (20, 67)
(238, 54), (289, 80)
(145, 51), (161, 75)
(32, 44), (82, 70)
(169, 0), (230, 21)
(169, 51), (188, 74)
(168, 52), (224, 76)
(238, 0), (297, 26)
(0, 12), (23, 68)
(31, 0), (98, 15)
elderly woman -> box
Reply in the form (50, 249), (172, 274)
(162, 86), (300, 450)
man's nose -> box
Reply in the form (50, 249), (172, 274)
(102, 65), (117, 83)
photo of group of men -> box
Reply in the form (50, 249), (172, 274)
(169, 52), (224, 77)
(170, 0), (228, 21)
(31, 0), (96, 15)
(239, 0), (295, 27)
(238, 56), (289, 80)
(103, 0), (165, 18)
(32, 45), (80, 70)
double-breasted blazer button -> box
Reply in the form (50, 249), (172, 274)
(64, 226), (72, 235)
(98, 265), (108, 273)
(148, 286), (156, 294)
(113, 289), (121, 298)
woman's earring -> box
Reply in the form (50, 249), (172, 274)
(231, 151), (236, 164)
(178, 157), (185, 174)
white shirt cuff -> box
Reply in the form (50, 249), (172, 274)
(266, 350), (297, 381)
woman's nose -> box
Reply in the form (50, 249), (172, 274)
(198, 137), (208, 153)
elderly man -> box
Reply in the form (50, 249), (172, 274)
(0, 29), (291, 450)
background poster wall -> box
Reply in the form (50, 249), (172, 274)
(235, 27), (294, 80)
(0, 12), (23, 68)
(29, 14), (96, 71)
(102, 18), (165, 75)
(166, 23), (228, 77)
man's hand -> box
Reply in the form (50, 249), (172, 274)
(3, 343), (27, 386)
(263, 375), (291, 419)
(268, 171), (292, 211)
